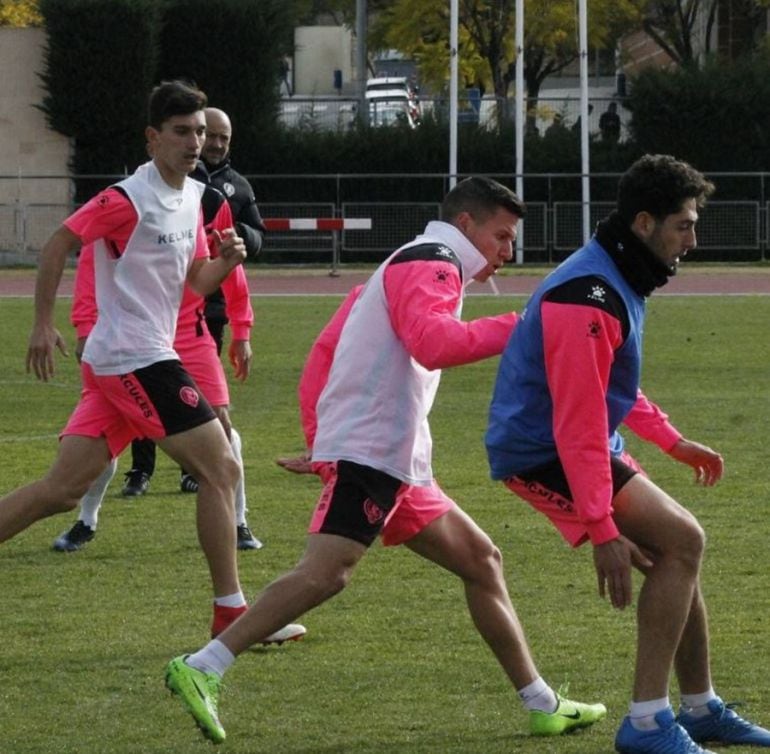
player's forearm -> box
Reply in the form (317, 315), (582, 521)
(624, 389), (682, 451)
(35, 227), (79, 325)
(189, 257), (243, 297)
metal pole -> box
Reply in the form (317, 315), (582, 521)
(578, 0), (591, 243)
(449, 0), (459, 189)
(356, 0), (368, 125)
(515, 0), (525, 263)
(330, 229), (340, 276)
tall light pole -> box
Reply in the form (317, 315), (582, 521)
(514, 0), (524, 263)
(578, 0), (591, 243)
(449, 0), (459, 189)
(356, 0), (368, 125)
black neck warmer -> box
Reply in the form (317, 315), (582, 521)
(594, 210), (674, 298)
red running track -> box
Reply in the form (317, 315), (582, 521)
(1, 266), (770, 297)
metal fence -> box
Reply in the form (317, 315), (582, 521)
(1, 172), (769, 266)
(280, 95), (630, 138)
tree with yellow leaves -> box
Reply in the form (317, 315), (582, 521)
(0, 0), (42, 26)
(369, 0), (639, 105)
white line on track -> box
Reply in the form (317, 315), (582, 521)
(0, 433), (59, 443)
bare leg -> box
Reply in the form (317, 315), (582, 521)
(211, 407), (247, 527)
(218, 533), (367, 655)
(674, 585), (712, 695)
(0, 435), (110, 543)
(159, 419), (241, 598)
(613, 475), (706, 702)
(405, 506), (539, 689)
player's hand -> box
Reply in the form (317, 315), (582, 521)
(593, 535), (652, 609)
(667, 438), (724, 486)
(229, 339), (252, 381)
(26, 323), (68, 381)
(211, 228), (246, 266)
(276, 452), (313, 475)
(75, 336), (88, 364)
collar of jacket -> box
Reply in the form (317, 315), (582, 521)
(594, 210), (675, 297)
(201, 157), (232, 180)
(417, 220), (489, 283)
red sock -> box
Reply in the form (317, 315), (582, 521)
(211, 603), (248, 638)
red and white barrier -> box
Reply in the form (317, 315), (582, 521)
(260, 217), (372, 276)
(263, 218), (372, 231)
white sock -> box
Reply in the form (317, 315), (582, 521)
(230, 428), (248, 527)
(518, 677), (558, 713)
(186, 639), (235, 677)
(214, 592), (246, 608)
(78, 458), (118, 529)
(629, 697), (670, 730)
(681, 688), (717, 717)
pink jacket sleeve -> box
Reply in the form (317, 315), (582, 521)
(384, 260), (517, 370)
(220, 265), (253, 341)
(298, 286), (363, 449)
(624, 389), (682, 451)
(542, 300), (624, 545)
(71, 242), (97, 338)
(210, 200), (253, 341)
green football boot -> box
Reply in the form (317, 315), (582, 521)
(165, 655), (225, 744)
(530, 691), (607, 736)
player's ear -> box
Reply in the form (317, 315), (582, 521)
(145, 126), (159, 149)
(454, 211), (473, 235)
(631, 211), (655, 241)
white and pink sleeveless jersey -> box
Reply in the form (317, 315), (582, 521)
(66, 161), (206, 375)
(312, 221), (516, 486)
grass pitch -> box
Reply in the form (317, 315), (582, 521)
(0, 293), (768, 753)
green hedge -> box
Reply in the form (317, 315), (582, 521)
(38, 1), (770, 205)
(626, 53), (770, 171)
(39, 0), (159, 196)
(39, 0), (293, 201)
(156, 0), (293, 155)
(245, 113), (643, 203)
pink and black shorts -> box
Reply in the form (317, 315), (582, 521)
(309, 461), (455, 547)
(62, 360), (216, 458)
(503, 452), (644, 547)
(176, 332), (229, 408)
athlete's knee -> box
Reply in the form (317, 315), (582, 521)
(197, 447), (240, 490)
(463, 536), (505, 585)
(297, 550), (359, 600)
(680, 517), (706, 565)
(37, 478), (90, 515)
(665, 512), (706, 571)
(297, 563), (351, 602)
(318, 570), (351, 600)
(221, 450), (241, 488)
(56, 496), (83, 514)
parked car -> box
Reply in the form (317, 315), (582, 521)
(365, 76), (421, 128)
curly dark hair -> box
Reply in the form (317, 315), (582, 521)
(617, 154), (714, 223)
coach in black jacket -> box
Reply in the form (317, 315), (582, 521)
(192, 107), (266, 353)
(193, 107), (265, 259)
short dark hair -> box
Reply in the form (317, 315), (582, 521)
(148, 80), (207, 130)
(617, 154), (714, 223)
(441, 176), (526, 223)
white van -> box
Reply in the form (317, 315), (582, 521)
(365, 77), (421, 128)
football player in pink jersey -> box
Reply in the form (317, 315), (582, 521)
(6, 81), (253, 643)
(165, 177), (607, 745)
(53, 185), (261, 554)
